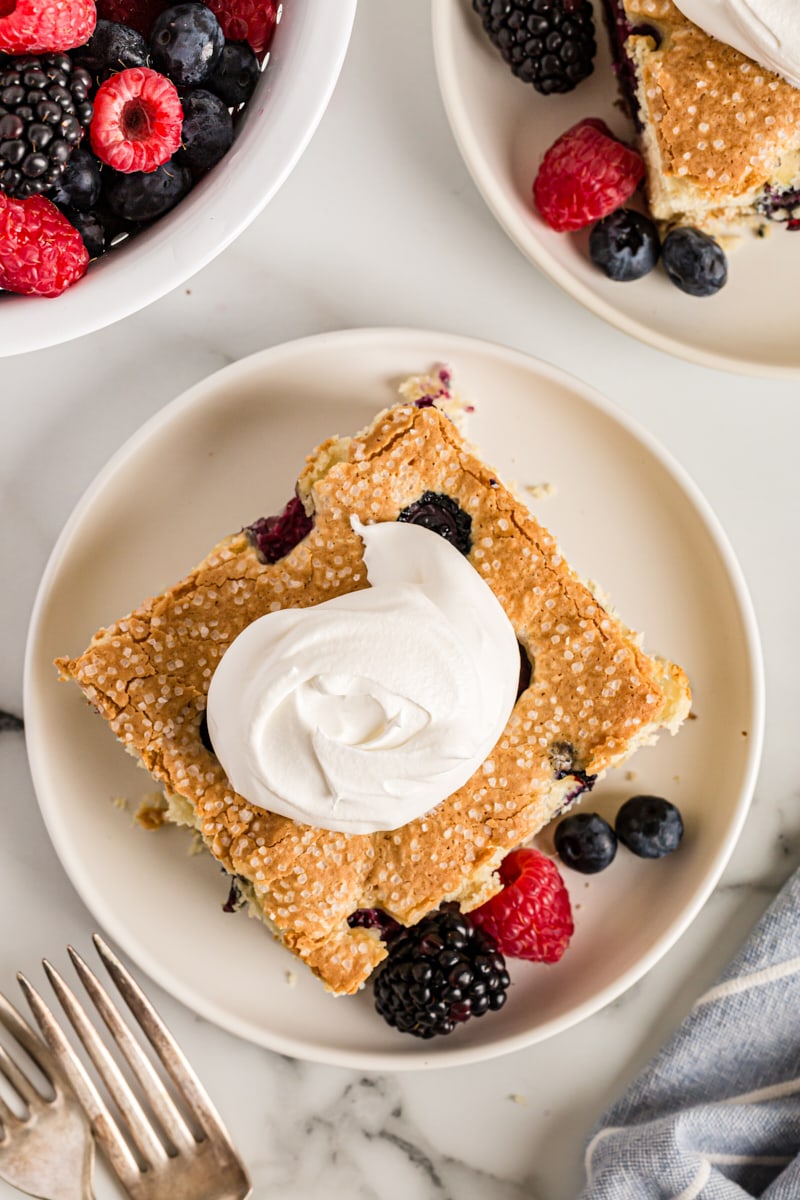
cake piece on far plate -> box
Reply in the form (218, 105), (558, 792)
(603, 0), (800, 234)
(55, 370), (691, 997)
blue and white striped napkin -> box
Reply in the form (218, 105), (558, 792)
(579, 867), (800, 1199)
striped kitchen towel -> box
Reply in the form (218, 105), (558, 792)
(579, 867), (800, 1200)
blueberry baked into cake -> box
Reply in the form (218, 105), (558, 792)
(56, 372), (691, 998)
(604, 0), (800, 234)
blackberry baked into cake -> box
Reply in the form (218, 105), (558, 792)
(56, 373), (691, 997)
(604, 0), (800, 234)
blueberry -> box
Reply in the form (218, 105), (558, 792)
(104, 159), (192, 221)
(176, 89), (233, 174)
(346, 908), (402, 940)
(150, 3), (224, 87)
(554, 812), (617, 874)
(207, 40), (260, 108)
(615, 795), (684, 859)
(50, 146), (101, 210)
(397, 492), (472, 555)
(661, 226), (727, 297)
(73, 20), (148, 83)
(60, 206), (106, 257)
(589, 208), (660, 281)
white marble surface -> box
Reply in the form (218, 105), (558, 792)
(1, 3), (799, 1198)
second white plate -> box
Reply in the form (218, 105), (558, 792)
(432, 0), (800, 377)
(24, 328), (763, 1069)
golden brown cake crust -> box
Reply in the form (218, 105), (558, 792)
(56, 400), (689, 996)
(618, 0), (800, 226)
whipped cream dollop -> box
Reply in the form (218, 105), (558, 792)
(673, 0), (800, 89)
(206, 517), (520, 834)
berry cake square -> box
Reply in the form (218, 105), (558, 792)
(56, 374), (690, 996)
(604, 0), (800, 234)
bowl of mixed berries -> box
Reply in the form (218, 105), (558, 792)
(0, 0), (356, 352)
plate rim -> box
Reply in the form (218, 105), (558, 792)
(430, 0), (800, 381)
(23, 326), (766, 1069)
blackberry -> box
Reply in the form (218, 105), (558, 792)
(0, 53), (93, 199)
(397, 492), (472, 555)
(554, 812), (617, 874)
(472, 0), (596, 95)
(245, 495), (314, 564)
(615, 795), (684, 859)
(373, 906), (510, 1039)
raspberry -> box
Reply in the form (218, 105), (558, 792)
(204, 0), (279, 60)
(470, 848), (574, 963)
(533, 118), (644, 234)
(0, 193), (88, 296)
(90, 68), (183, 173)
(0, 0), (96, 54)
(96, 0), (169, 37)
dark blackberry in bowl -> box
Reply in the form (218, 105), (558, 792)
(0, 53), (93, 199)
(373, 905), (509, 1038)
(397, 492), (472, 555)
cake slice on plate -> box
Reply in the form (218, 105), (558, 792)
(56, 372), (691, 996)
(603, 0), (800, 234)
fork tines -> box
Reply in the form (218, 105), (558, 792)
(17, 935), (250, 1197)
(0, 991), (55, 1122)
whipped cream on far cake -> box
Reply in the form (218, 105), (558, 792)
(672, 0), (800, 88)
(206, 517), (520, 835)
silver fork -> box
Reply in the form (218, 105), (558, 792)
(18, 935), (252, 1200)
(0, 990), (93, 1200)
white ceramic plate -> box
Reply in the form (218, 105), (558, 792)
(0, 0), (356, 357)
(24, 328), (763, 1069)
(432, 0), (800, 377)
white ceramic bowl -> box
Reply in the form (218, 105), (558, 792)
(0, 1), (357, 357)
